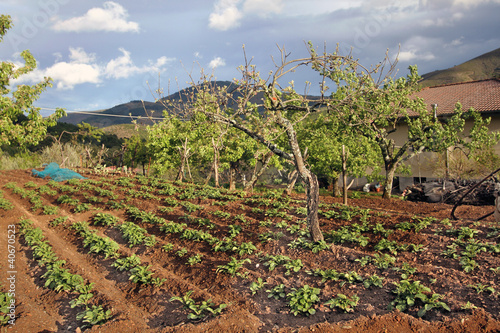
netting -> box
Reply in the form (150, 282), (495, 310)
(32, 162), (86, 182)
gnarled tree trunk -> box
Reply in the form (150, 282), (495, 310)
(303, 170), (323, 242)
(383, 162), (397, 199)
(229, 162), (237, 190)
(278, 114), (323, 242)
(285, 169), (299, 195)
(215, 112), (324, 241)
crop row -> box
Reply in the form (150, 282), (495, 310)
(10, 177), (500, 274)
(18, 218), (112, 327)
(61, 211), (231, 321)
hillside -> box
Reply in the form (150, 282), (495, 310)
(419, 47), (500, 87)
(58, 100), (166, 127)
(59, 81), (237, 127)
(101, 123), (148, 140)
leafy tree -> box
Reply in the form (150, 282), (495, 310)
(217, 126), (256, 190)
(190, 109), (230, 187)
(148, 113), (200, 181)
(0, 15), (65, 149)
(299, 113), (382, 196)
(155, 43), (471, 240)
(123, 134), (150, 175)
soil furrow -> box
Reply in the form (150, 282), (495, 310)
(4, 194), (156, 332)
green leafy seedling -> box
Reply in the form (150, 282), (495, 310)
(249, 278), (267, 295)
(266, 284), (286, 300)
(287, 285), (321, 316)
(325, 294), (360, 313)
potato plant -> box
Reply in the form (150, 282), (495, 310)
(0, 289), (13, 325)
(325, 294), (360, 313)
(287, 285), (321, 316)
(118, 221), (155, 247)
(170, 290), (227, 320)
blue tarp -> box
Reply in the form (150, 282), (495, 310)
(32, 162), (86, 182)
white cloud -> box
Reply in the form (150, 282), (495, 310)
(46, 62), (102, 89)
(284, 0), (362, 16)
(12, 61), (101, 90)
(447, 36), (465, 47)
(209, 56), (226, 69)
(208, 0), (285, 30)
(105, 48), (173, 79)
(11, 47), (101, 90)
(12, 47), (172, 90)
(68, 47), (96, 64)
(398, 49), (435, 62)
(105, 48), (137, 79)
(421, 11), (464, 27)
(209, 0), (243, 30)
(52, 2), (140, 33)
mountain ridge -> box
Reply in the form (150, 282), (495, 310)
(419, 47), (500, 87)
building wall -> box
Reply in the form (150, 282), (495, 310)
(390, 112), (500, 190)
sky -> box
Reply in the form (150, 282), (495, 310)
(2, 0), (500, 116)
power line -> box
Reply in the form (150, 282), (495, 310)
(39, 107), (165, 120)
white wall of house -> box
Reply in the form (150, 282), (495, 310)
(334, 113), (500, 194)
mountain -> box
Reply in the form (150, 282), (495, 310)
(58, 100), (166, 127)
(419, 47), (500, 87)
(59, 81), (238, 127)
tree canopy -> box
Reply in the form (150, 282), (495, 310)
(0, 14), (65, 149)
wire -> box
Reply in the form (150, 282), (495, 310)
(38, 107), (165, 120)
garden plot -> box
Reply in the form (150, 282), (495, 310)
(0, 169), (499, 332)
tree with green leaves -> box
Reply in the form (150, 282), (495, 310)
(0, 14), (65, 149)
(191, 110), (230, 187)
(155, 42), (485, 240)
(148, 113), (199, 181)
(298, 113), (382, 197)
(321, 58), (499, 198)
(123, 134), (150, 175)
(217, 126), (256, 190)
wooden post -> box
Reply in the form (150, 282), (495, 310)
(342, 145), (348, 205)
(444, 148), (450, 182)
